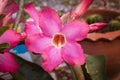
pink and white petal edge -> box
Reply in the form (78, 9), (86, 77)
(42, 46), (63, 72)
(62, 20), (89, 41)
(25, 34), (51, 54)
(62, 42), (86, 66)
(39, 8), (62, 37)
(24, 3), (39, 24)
(25, 21), (41, 35)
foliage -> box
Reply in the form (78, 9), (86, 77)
(83, 55), (106, 80)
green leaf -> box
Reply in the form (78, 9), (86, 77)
(0, 26), (9, 36)
(11, 54), (53, 80)
(82, 55), (106, 80)
(0, 43), (10, 53)
(0, 14), (6, 19)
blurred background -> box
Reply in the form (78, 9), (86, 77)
(25, 0), (120, 13)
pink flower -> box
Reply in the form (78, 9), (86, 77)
(70, 0), (107, 20)
(89, 23), (107, 32)
(0, 0), (19, 26)
(0, 29), (22, 73)
(24, 3), (89, 72)
(70, 0), (94, 20)
(0, 0), (21, 73)
(60, 0), (107, 32)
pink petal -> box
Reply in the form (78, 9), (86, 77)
(39, 8), (62, 37)
(0, 0), (8, 14)
(62, 20), (89, 41)
(2, 11), (12, 26)
(24, 3), (39, 24)
(0, 29), (22, 49)
(62, 41), (86, 65)
(25, 34), (51, 54)
(25, 21), (42, 35)
(0, 52), (19, 73)
(3, 2), (19, 14)
(89, 22), (107, 32)
(71, 0), (93, 19)
(42, 46), (63, 72)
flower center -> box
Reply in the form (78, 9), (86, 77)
(52, 33), (66, 48)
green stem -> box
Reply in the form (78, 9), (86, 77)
(72, 66), (85, 80)
(68, 65), (78, 80)
(68, 64), (85, 80)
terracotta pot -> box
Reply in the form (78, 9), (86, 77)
(80, 9), (120, 80)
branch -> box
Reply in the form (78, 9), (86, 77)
(67, 63), (85, 80)
(13, 0), (24, 31)
(72, 66), (85, 80)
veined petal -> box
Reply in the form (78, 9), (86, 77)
(25, 34), (52, 54)
(0, 0), (8, 14)
(24, 3), (39, 24)
(42, 46), (63, 72)
(39, 8), (62, 37)
(0, 29), (22, 49)
(0, 52), (19, 73)
(3, 2), (19, 14)
(71, 0), (93, 19)
(62, 20), (89, 41)
(62, 41), (86, 65)
(89, 22), (107, 32)
(25, 21), (42, 35)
